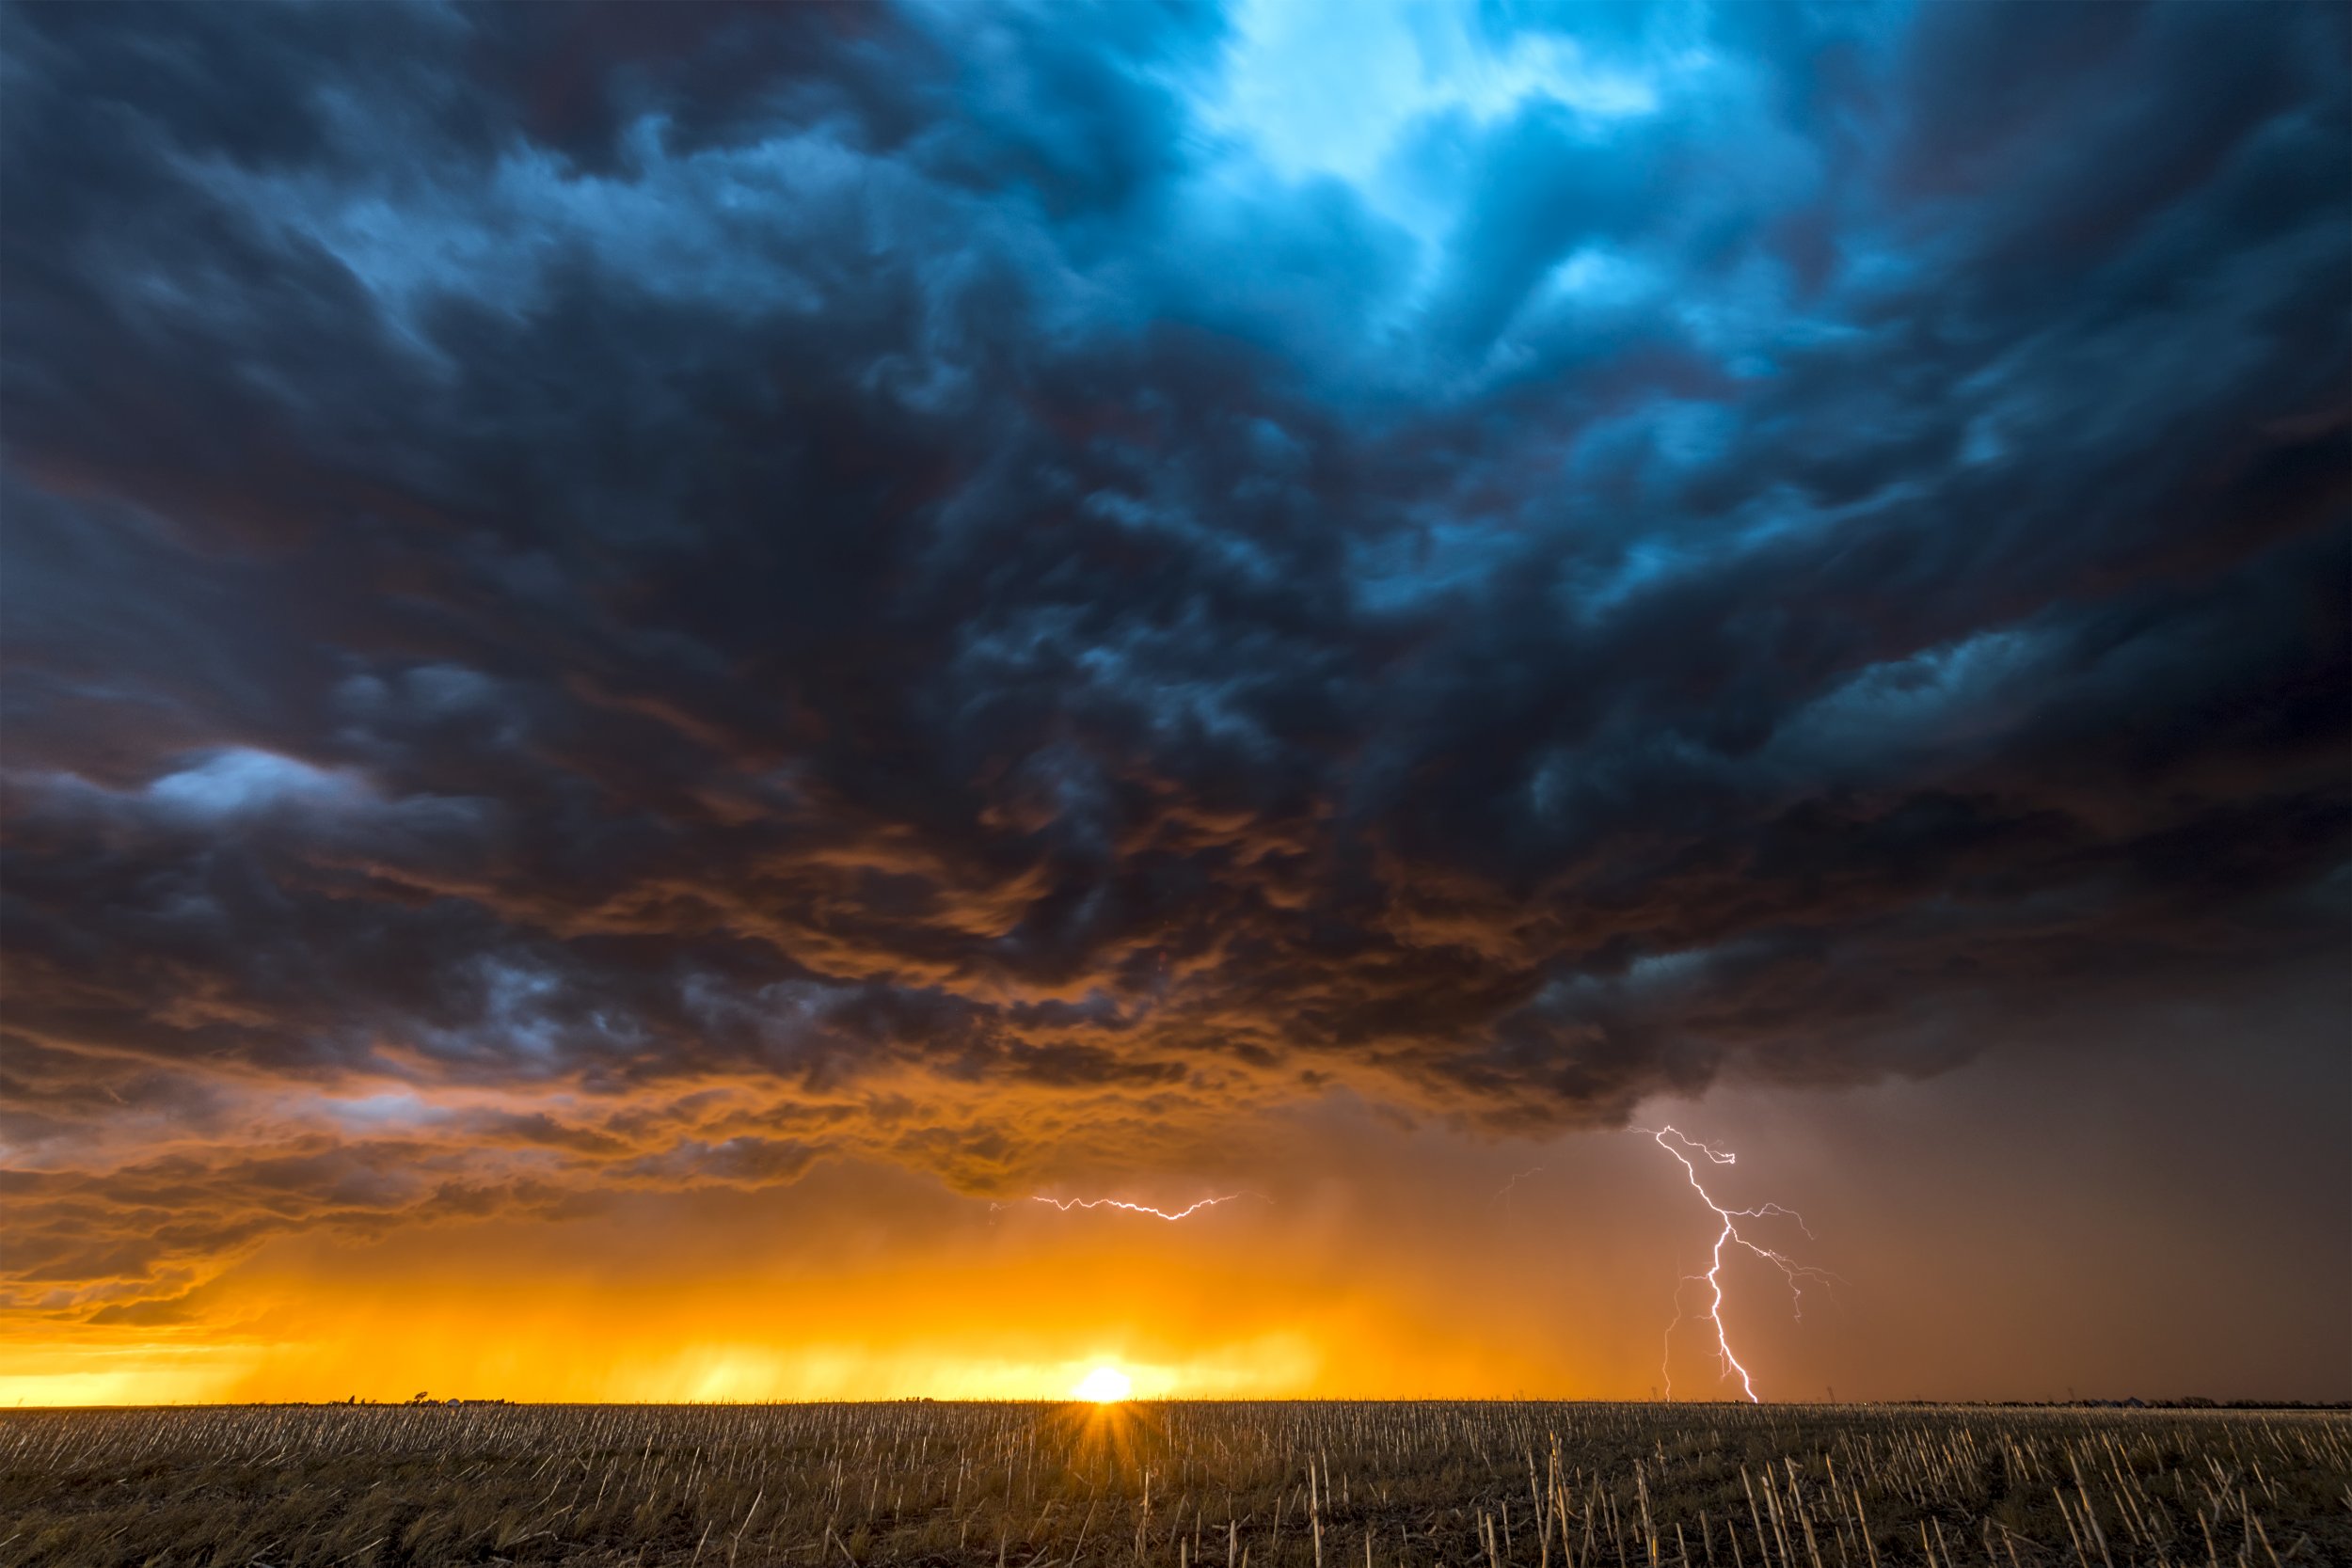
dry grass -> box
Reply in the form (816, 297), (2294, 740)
(3, 1402), (2345, 1567)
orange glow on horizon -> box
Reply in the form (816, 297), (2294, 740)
(0, 1267), (1575, 1406)
(0, 1155), (1615, 1406)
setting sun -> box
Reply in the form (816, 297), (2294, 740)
(1072, 1365), (1132, 1402)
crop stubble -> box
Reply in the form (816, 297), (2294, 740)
(4, 1401), (2345, 1567)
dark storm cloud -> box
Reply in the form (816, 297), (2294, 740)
(2, 1), (2345, 1303)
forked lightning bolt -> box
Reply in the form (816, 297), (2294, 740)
(1491, 1165), (1546, 1207)
(1641, 1125), (1836, 1402)
(1009, 1195), (1240, 1221)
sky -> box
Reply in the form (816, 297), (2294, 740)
(2, 0), (2346, 1406)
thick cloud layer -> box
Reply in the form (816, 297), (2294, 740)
(3, 0), (2346, 1317)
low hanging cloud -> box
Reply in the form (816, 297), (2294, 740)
(2, 0), (2346, 1313)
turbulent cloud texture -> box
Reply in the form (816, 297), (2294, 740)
(3, 0), (2346, 1319)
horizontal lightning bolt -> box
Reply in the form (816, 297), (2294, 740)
(1023, 1194), (1239, 1221)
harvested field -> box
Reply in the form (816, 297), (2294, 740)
(4, 1402), (2344, 1568)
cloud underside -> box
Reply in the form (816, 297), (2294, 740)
(1, 0), (2345, 1316)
